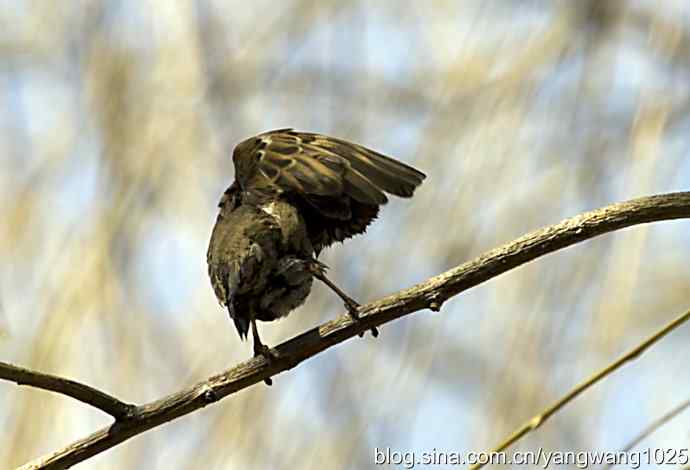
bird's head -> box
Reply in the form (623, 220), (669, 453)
(232, 136), (267, 190)
(218, 181), (242, 211)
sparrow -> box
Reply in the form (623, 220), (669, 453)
(208, 129), (426, 374)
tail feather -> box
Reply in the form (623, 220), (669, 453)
(229, 305), (249, 340)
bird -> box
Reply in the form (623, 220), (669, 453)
(208, 129), (426, 374)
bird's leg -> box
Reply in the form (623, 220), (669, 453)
(251, 318), (274, 386)
(307, 261), (379, 338)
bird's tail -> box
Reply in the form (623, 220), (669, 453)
(229, 305), (250, 340)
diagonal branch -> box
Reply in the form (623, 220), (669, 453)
(470, 307), (690, 470)
(0, 361), (136, 420)
(605, 397), (690, 469)
(14, 191), (690, 470)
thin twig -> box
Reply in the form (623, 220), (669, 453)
(0, 361), (136, 420)
(470, 308), (690, 470)
(604, 397), (690, 468)
(12, 191), (690, 470)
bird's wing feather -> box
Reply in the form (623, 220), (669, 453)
(256, 131), (345, 197)
(244, 129), (425, 205)
(300, 131), (426, 197)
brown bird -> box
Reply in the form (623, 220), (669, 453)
(208, 129), (425, 368)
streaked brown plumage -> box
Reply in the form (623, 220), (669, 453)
(232, 129), (426, 254)
(207, 183), (319, 384)
(207, 183), (314, 340)
(208, 129), (426, 378)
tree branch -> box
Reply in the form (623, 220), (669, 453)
(14, 191), (690, 470)
(0, 361), (136, 420)
(605, 397), (690, 469)
(470, 307), (690, 470)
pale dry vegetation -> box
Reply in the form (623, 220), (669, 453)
(1, 1), (690, 469)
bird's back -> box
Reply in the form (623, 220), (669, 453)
(207, 185), (314, 339)
(207, 199), (279, 306)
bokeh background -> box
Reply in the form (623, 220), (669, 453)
(2, 1), (690, 468)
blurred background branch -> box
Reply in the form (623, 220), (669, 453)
(473, 307), (690, 470)
(607, 397), (690, 468)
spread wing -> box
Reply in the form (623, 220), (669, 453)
(233, 129), (426, 206)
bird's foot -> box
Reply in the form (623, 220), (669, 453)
(253, 344), (276, 386)
(308, 260), (379, 338)
(253, 343), (275, 360)
(344, 300), (379, 338)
